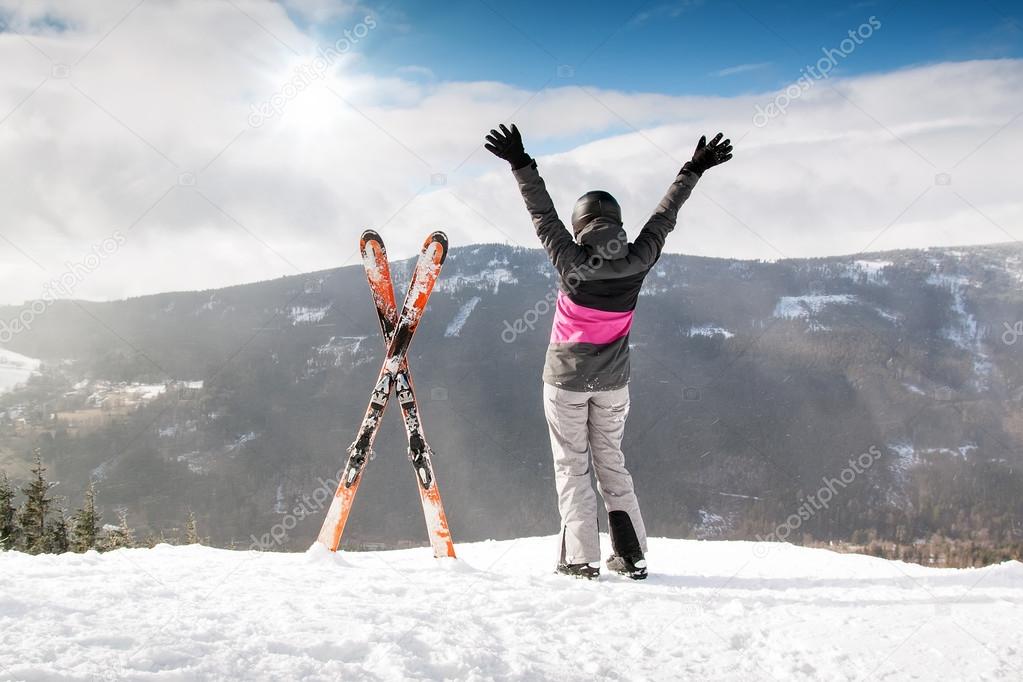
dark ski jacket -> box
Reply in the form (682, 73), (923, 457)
(512, 161), (700, 391)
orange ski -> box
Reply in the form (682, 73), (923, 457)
(317, 231), (448, 552)
(360, 230), (455, 558)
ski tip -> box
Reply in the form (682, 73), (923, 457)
(425, 231), (448, 264)
(361, 229), (383, 247)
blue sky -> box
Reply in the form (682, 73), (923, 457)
(322, 0), (1023, 96)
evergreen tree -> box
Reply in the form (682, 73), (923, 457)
(0, 472), (16, 550)
(103, 508), (135, 550)
(71, 481), (101, 552)
(16, 450), (52, 554)
(185, 510), (199, 545)
(47, 509), (70, 554)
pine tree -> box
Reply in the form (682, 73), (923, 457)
(103, 508), (135, 550)
(71, 481), (101, 552)
(184, 510), (199, 545)
(0, 472), (16, 550)
(47, 509), (70, 554)
(16, 450), (52, 554)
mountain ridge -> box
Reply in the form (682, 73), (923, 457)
(8, 239), (1021, 309)
(0, 240), (1020, 552)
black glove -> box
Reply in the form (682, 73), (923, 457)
(685, 133), (733, 176)
(485, 123), (532, 170)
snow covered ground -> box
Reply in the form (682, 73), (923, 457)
(773, 294), (858, 321)
(2, 536), (1021, 681)
(689, 325), (735, 339)
(445, 296), (481, 337)
(0, 348), (40, 394)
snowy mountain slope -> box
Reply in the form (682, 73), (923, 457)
(2, 537), (1021, 681)
(1, 242), (1022, 550)
(0, 348), (40, 395)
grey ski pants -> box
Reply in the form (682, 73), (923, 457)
(543, 383), (648, 564)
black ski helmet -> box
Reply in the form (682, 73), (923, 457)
(571, 190), (621, 238)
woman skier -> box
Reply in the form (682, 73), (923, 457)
(484, 123), (733, 579)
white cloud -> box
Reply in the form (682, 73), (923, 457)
(0, 1), (1019, 305)
(711, 62), (772, 77)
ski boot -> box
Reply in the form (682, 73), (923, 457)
(608, 510), (647, 580)
(606, 554), (647, 580)
(556, 562), (600, 580)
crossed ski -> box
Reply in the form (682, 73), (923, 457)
(317, 230), (455, 558)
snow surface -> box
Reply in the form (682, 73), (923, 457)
(290, 304), (331, 325)
(0, 348), (41, 394)
(437, 268), (517, 295)
(902, 383), (926, 395)
(926, 273), (991, 388)
(314, 336), (370, 369)
(81, 381), (169, 408)
(123, 383), (167, 401)
(445, 296), (481, 337)
(2, 536), (1021, 681)
(689, 325), (734, 339)
(773, 294), (858, 320)
(842, 260), (891, 284)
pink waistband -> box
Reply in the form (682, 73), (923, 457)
(550, 291), (633, 344)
